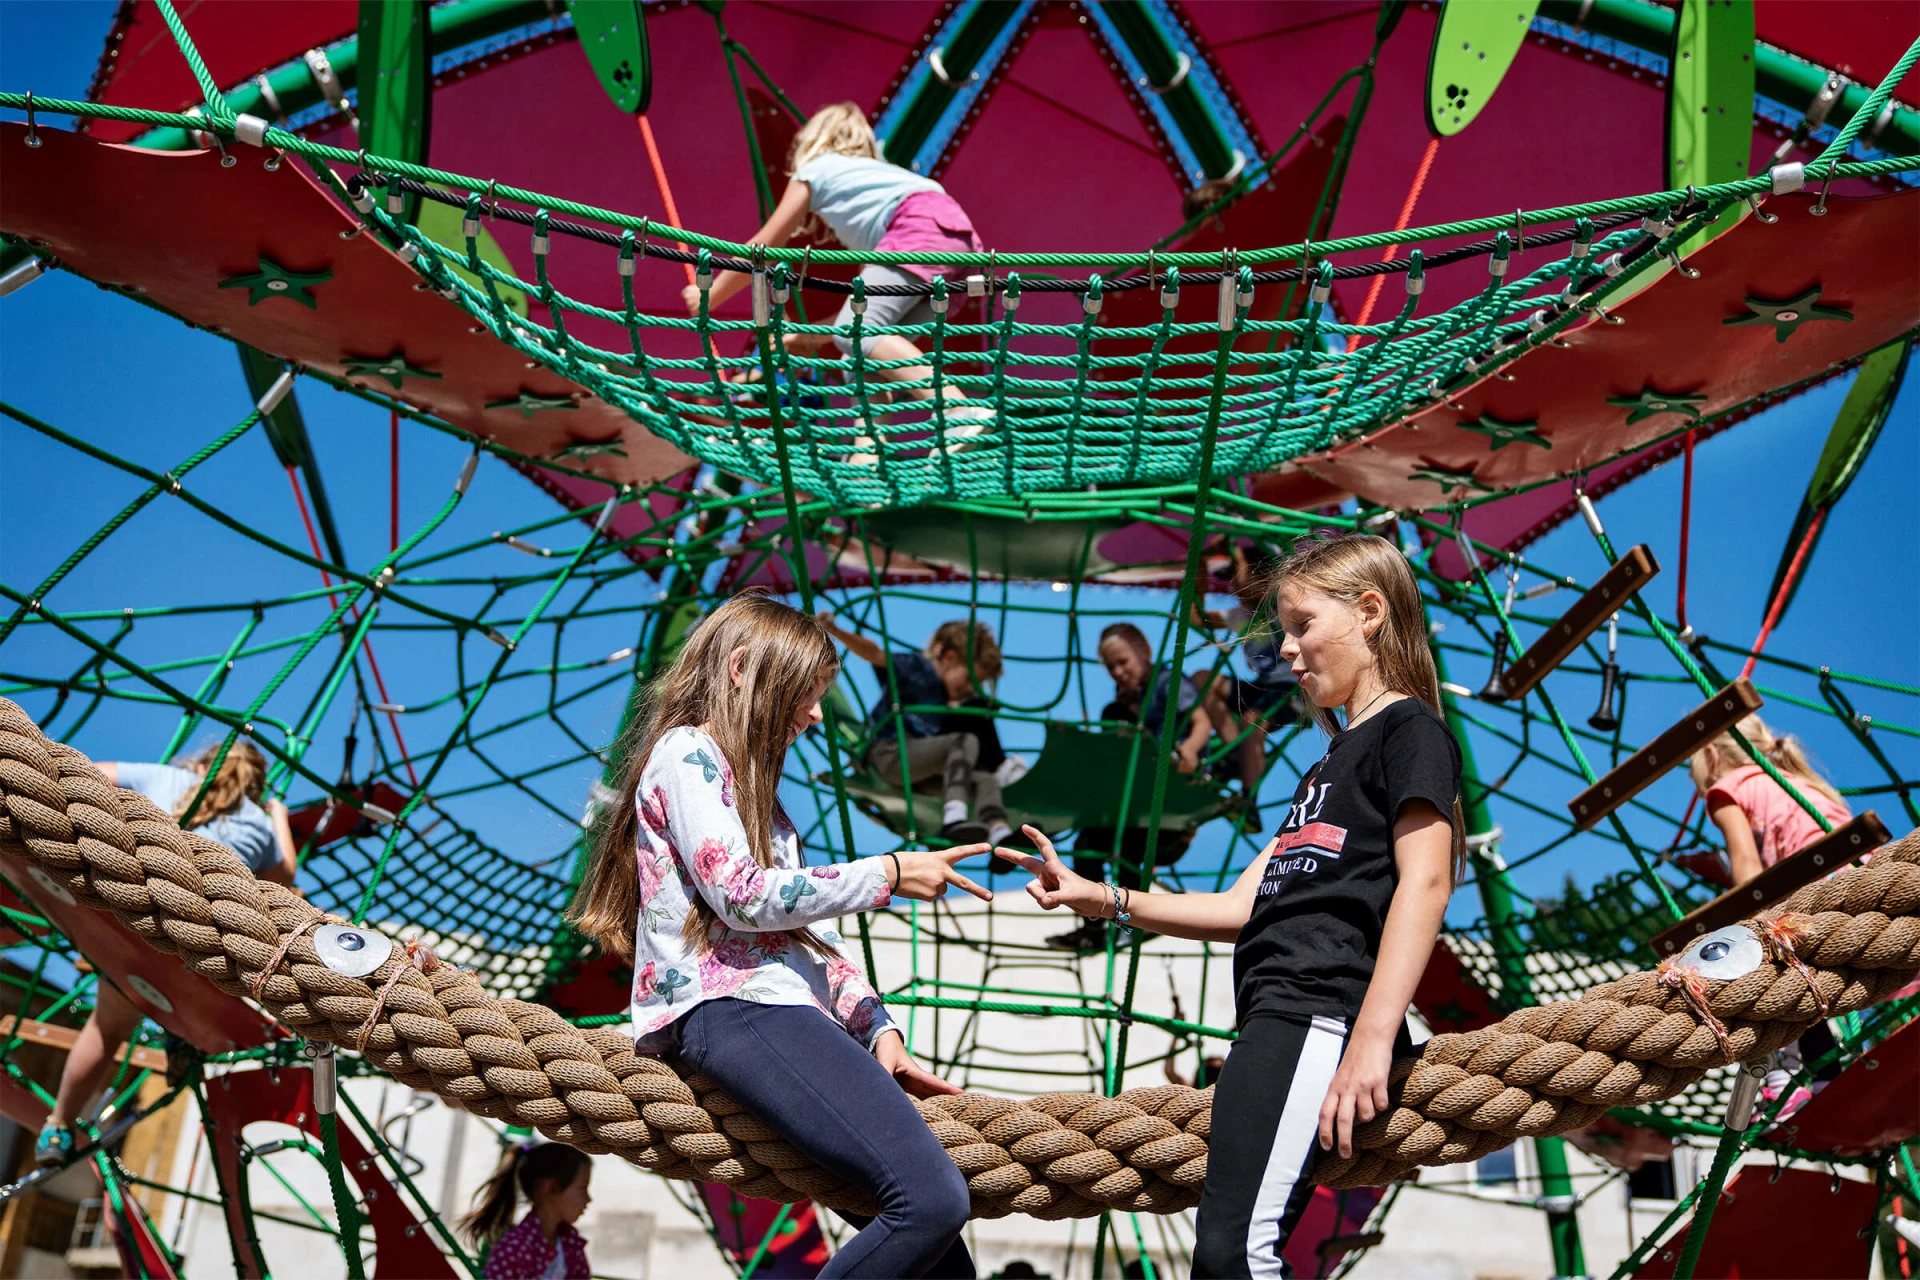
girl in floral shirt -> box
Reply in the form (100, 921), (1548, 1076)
(570, 595), (991, 1278)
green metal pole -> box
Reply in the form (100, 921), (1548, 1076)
(1436, 646), (1587, 1278)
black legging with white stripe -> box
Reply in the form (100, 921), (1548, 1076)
(1192, 1014), (1413, 1278)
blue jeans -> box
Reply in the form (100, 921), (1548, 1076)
(678, 999), (975, 1278)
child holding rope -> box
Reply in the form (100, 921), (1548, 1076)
(685, 102), (994, 443)
(1690, 714), (1853, 1112)
(570, 594), (988, 1278)
(1004, 534), (1462, 1277)
(462, 1140), (593, 1279)
(36, 742), (297, 1167)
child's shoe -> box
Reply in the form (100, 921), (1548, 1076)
(34, 1122), (75, 1168)
(1045, 918), (1109, 955)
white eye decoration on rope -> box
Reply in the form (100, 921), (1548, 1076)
(126, 974), (175, 1014)
(314, 923), (395, 978)
(1674, 924), (1765, 982)
(26, 864), (76, 906)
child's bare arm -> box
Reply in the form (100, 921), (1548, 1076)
(1710, 802), (1763, 885)
(1319, 801), (1452, 1158)
(689, 180), (814, 312)
(816, 611), (887, 667)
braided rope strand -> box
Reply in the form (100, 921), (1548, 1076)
(0, 697), (1913, 1210)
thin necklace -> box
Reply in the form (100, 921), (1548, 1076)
(1345, 686), (1391, 729)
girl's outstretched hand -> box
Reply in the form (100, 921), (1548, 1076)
(1317, 1030), (1394, 1159)
(891, 844), (994, 902)
(681, 284), (703, 316)
(994, 826), (1108, 918)
(874, 1030), (962, 1097)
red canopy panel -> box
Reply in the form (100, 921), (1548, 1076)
(1255, 187), (1920, 514)
(1634, 1166), (1878, 1279)
(1753, 1), (1920, 109)
(85, 0), (359, 144)
(0, 123), (695, 556)
(1766, 1013), (1920, 1157)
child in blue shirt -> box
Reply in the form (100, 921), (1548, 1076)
(37, 741), (297, 1166)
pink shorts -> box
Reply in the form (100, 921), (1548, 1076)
(875, 192), (983, 281)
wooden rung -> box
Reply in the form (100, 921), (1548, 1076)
(1499, 545), (1659, 700)
(1650, 811), (1891, 958)
(0, 1013), (169, 1072)
(1568, 678), (1764, 829)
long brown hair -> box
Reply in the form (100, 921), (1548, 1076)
(568, 594), (840, 960)
(1268, 533), (1468, 882)
(459, 1140), (590, 1248)
(173, 739), (266, 824)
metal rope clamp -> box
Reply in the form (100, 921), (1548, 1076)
(305, 1041), (339, 1116)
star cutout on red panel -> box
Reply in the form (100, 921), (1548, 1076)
(1721, 287), (1852, 344)
(486, 391), (578, 419)
(1606, 387), (1707, 425)
(217, 255), (333, 308)
(1409, 459), (1494, 495)
(343, 352), (442, 390)
(1457, 413), (1550, 452)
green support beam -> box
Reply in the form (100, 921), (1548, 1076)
(355, 0), (434, 221)
(880, 1), (1025, 170)
(1539, 0), (1920, 157)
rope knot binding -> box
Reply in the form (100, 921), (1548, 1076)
(355, 934), (446, 1051)
(1755, 913), (1831, 1018)
(1656, 954), (1737, 1066)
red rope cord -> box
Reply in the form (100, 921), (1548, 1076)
(1740, 506), (1826, 680)
(1353, 135), (1441, 331)
(285, 467), (421, 787)
(637, 114), (697, 287)
(1676, 427), (1695, 632)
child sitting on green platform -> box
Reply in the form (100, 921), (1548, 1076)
(817, 611), (1012, 848)
(1046, 623), (1207, 953)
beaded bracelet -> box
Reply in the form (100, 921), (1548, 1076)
(1107, 881), (1133, 938)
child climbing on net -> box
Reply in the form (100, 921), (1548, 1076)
(1005, 534), (1462, 1276)
(1689, 712), (1853, 1113)
(683, 102), (994, 454)
(1046, 623), (1212, 954)
(818, 610), (1013, 848)
(570, 594), (987, 1279)
(461, 1140), (593, 1279)
(36, 741), (298, 1168)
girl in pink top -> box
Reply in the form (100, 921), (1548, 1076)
(1688, 713), (1851, 886)
(685, 103), (995, 453)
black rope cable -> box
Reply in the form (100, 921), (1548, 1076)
(347, 172), (1682, 301)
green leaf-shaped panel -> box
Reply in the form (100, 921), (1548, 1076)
(1426, 2), (1540, 138)
(568, 0), (652, 116)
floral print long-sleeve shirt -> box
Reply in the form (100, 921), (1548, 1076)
(629, 725), (898, 1053)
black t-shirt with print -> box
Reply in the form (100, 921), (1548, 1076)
(1234, 697), (1461, 1025)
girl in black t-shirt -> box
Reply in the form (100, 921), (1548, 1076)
(1000, 533), (1464, 1278)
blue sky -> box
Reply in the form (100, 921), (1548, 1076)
(2, 1), (1914, 933)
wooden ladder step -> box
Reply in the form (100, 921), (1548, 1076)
(1651, 811), (1891, 958)
(1568, 678), (1763, 829)
(1500, 545), (1660, 701)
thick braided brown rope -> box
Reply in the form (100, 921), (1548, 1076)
(0, 698), (1913, 1212)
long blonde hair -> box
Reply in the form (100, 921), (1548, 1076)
(788, 102), (881, 173)
(1689, 713), (1849, 811)
(568, 595), (840, 960)
(1268, 533), (1467, 881)
(173, 739), (266, 824)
